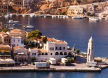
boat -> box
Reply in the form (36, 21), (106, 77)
(24, 25), (34, 29)
(89, 17), (99, 22)
(72, 16), (85, 19)
(8, 20), (19, 24)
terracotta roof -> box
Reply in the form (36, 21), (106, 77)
(0, 32), (9, 37)
(36, 36), (67, 44)
(13, 46), (26, 50)
(39, 49), (48, 53)
(9, 29), (26, 34)
(0, 44), (10, 48)
(47, 37), (67, 44)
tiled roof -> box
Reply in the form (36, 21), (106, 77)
(39, 49), (48, 53)
(47, 37), (67, 44)
(36, 36), (67, 44)
(13, 46), (26, 50)
(0, 44), (10, 48)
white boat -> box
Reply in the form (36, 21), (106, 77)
(72, 16), (85, 19)
(8, 20), (19, 24)
(25, 25), (34, 29)
(89, 17), (99, 22)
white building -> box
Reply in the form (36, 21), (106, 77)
(9, 29), (27, 47)
(36, 37), (75, 62)
(11, 37), (24, 47)
(29, 48), (38, 61)
(13, 37), (75, 63)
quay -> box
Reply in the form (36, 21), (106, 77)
(0, 64), (104, 72)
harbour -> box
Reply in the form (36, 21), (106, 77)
(0, 14), (108, 78)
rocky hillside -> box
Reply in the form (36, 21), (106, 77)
(8, 0), (106, 14)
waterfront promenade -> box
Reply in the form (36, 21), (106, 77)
(0, 63), (105, 72)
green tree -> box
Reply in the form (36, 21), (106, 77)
(67, 57), (74, 63)
(2, 28), (8, 32)
(35, 29), (42, 38)
(27, 29), (42, 41)
(76, 49), (80, 55)
(42, 36), (47, 43)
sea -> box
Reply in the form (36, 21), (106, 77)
(0, 16), (108, 78)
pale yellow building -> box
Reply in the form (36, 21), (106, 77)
(67, 5), (84, 16)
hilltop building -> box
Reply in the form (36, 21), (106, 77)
(13, 0), (32, 8)
(67, 5), (85, 16)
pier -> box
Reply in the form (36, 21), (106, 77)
(0, 64), (103, 72)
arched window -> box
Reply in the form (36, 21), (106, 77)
(68, 52), (72, 55)
(42, 53), (44, 55)
(64, 52), (67, 55)
(60, 52), (63, 55)
(50, 53), (53, 55)
(59, 47), (62, 50)
(45, 53), (48, 55)
(55, 52), (59, 55)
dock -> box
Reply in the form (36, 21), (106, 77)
(0, 64), (102, 72)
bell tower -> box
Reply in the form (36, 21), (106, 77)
(87, 37), (94, 63)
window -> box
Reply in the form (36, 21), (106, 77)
(68, 52), (72, 55)
(63, 47), (65, 50)
(59, 47), (62, 50)
(45, 53), (48, 55)
(55, 47), (57, 50)
(42, 53), (44, 55)
(32, 53), (36, 55)
(18, 39), (20, 42)
(55, 52), (59, 55)
(50, 53), (53, 55)
(60, 52), (63, 55)
(64, 52), (67, 55)
(50, 47), (54, 50)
